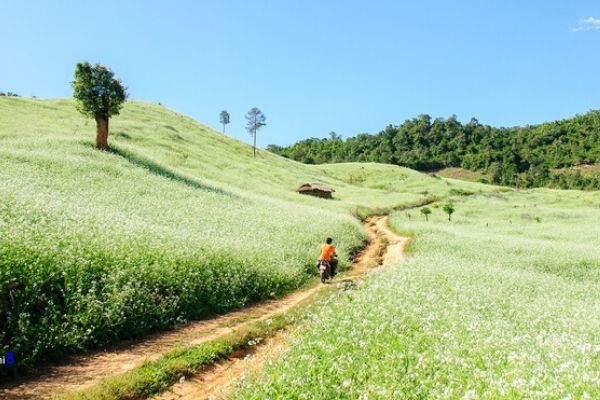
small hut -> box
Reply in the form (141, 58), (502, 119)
(297, 183), (335, 199)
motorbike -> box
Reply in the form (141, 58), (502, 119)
(317, 256), (337, 283)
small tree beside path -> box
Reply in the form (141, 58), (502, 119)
(443, 203), (455, 221)
(420, 207), (432, 221)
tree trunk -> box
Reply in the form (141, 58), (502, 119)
(95, 116), (109, 150)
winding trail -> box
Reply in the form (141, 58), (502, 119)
(155, 216), (409, 400)
(0, 216), (409, 400)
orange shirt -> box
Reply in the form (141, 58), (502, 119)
(320, 244), (336, 261)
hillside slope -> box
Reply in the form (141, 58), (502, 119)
(0, 98), (493, 370)
(234, 189), (600, 399)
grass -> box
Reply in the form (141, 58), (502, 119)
(2, 97), (596, 398)
(59, 281), (341, 400)
(435, 167), (488, 183)
(0, 97), (491, 371)
(232, 189), (600, 399)
(58, 315), (290, 400)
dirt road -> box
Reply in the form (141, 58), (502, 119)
(0, 216), (408, 400)
(154, 216), (409, 400)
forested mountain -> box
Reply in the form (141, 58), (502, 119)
(268, 111), (600, 189)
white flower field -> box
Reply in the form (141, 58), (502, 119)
(0, 97), (485, 371)
(234, 191), (600, 399)
(1, 97), (597, 399)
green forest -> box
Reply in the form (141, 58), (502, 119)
(268, 111), (600, 189)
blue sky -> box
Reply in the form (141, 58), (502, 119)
(1, 1), (600, 146)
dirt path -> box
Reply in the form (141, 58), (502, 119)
(154, 216), (409, 400)
(155, 331), (290, 400)
(0, 216), (404, 400)
(374, 215), (410, 266)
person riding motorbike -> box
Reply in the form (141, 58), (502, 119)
(317, 237), (338, 278)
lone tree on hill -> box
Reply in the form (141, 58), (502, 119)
(72, 62), (127, 150)
(420, 206), (432, 221)
(443, 203), (455, 221)
(245, 107), (266, 158)
(220, 110), (230, 134)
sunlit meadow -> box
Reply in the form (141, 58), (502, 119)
(0, 97), (492, 370)
(233, 190), (600, 399)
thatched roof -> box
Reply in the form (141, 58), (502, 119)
(297, 183), (335, 193)
(297, 183), (335, 199)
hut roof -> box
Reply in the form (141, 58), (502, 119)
(297, 183), (335, 193)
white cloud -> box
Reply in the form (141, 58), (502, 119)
(570, 16), (600, 32)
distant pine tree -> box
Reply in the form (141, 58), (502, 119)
(219, 110), (230, 134)
(245, 107), (266, 159)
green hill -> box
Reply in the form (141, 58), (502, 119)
(0, 97), (493, 369)
(268, 111), (600, 190)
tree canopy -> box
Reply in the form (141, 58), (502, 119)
(268, 111), (600, 190)
(72, 62), (127, 120)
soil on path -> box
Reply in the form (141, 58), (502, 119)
(0, 216), (408, 400)
(154, 216), (409, 400)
